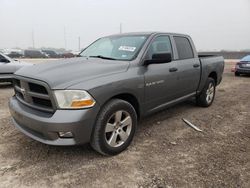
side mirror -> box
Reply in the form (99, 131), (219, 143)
(144, 53), (172, 65)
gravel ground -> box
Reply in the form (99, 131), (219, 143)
(0, 60), (249, 188)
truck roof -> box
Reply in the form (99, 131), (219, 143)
(107, 32), (190, 37)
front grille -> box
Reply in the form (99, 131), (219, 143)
(32, 97), (53, 108)
(29, 82), (48, 94)
(13, 78), (55, 113)
(239, 63), (250, 69)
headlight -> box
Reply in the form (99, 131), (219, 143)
(54, 90), (96, 109)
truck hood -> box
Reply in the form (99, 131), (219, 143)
(15, 57), (130, 89)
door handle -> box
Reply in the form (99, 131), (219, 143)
(169, 67), (178, 72)
(193, 64), (200, 68)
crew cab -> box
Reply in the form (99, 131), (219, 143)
(9, 32), (224, 155)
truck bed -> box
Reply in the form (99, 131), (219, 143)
(197, 55), (224, 92)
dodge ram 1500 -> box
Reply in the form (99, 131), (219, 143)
(9, 32), (224, 155)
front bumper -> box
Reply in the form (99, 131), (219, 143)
(236, 67), (250, 74)
(9, 96), (100, 145)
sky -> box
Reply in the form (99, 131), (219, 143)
(0, 0), (250, 51)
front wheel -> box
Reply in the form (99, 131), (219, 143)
(90, 99), (137, 155)
(196, 78), (216, 107)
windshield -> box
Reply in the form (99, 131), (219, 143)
(79, 35), (148, 61)
(241, 55), (250, 62)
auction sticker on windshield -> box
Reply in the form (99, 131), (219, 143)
(118, 46), (136, 52)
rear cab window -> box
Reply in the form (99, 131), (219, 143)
(173, 36), (194, 60)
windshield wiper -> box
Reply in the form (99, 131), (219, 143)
(89, 55), (117, 60)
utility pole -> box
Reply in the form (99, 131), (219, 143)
(78, 36), (81, 51)
(120, 23), (122, 34)
(32, 29), (35, 48)
(64, 26), (67, 50)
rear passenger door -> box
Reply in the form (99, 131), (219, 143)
(173, 36), (200, 97)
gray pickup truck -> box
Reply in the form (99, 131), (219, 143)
(9, 32), (224, 155)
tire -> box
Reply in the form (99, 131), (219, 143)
(196, 77), (216, 107)
(235, 72), (240, 76)
(90, 99), (137, 155)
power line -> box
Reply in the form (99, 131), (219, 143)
(120, 23), (122, 34)
(78, 36), (81, 51)
(64, 26), (67, 50)
(32, 29), (35, 48)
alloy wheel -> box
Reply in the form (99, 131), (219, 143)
(206, 83), (215, 104)
(105, 110), (132, 147)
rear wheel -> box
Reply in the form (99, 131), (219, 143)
(91, 99), (137, 155)
(196, 78), (216, 107)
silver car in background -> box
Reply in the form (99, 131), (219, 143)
(0, 52), (32, 82)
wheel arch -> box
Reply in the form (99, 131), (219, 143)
(208, 71), (218, 85)
(104, 93), (141, 119)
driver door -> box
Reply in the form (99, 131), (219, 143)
(144, 35), (180, 112)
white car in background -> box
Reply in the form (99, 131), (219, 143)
(0, 52), (32, 82)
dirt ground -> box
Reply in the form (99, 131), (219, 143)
(0, 60), (249, 188)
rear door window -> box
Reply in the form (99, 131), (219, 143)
(174, 36), (194, 59)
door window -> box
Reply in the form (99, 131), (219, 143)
(146, 36), (172, 59)
(174, 36), (194, 59)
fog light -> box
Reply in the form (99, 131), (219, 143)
(58, 131), (73, 138)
